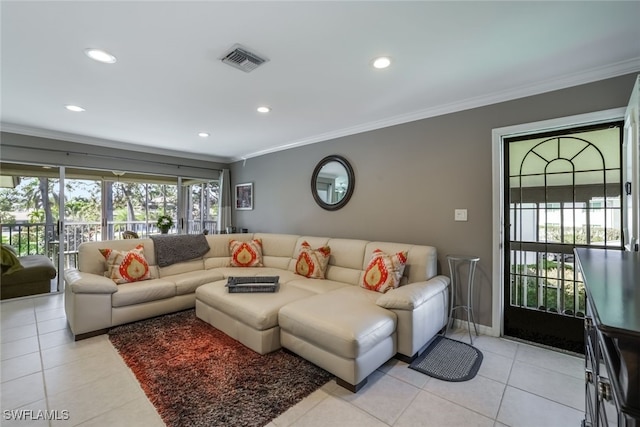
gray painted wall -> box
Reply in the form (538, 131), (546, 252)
(230, 73), (639, 328)
(2, 74), (636, 327)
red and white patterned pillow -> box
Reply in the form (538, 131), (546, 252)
(361, 249), (408, 293)
(229, 239), (264, 267)
(99, 244), (151, 284)
(295, 241), (331, 279)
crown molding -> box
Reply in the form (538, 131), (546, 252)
(234, 58), (640, 162)
(2, 57), (638, 165)
(0, 123), (232, 164)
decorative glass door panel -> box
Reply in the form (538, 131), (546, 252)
(505, 123), (623, 352)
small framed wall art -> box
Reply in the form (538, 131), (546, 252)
(235, 182), (253, 210)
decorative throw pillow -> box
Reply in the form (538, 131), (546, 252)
(295, 241), (331, 279)
(361, 249), (408, 293)
(229, 239), (263, 267)
(99, 244), (151, 284)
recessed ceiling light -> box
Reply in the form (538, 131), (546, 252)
(372, 56), (391, 69)
(65, 105), (85, 112)
(198, 132), (210, 138)
(85, 48), (117, 64)
(257, 106), (271, 113)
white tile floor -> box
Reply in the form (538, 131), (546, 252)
(1, 293), (585, 427)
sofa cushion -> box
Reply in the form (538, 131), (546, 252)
(255, 233), (300, 269)
(295, 241), (331, 279)
(100, 244), (151, 284)
(158, 259), (205, 278)
(323, 238), (368, 285)
(361, 249), (407, 293)
(287, 278), (348, 294)
(278, 287), (396, 359)
(165, 269), (225, 296)
(229, 239), (264, 267)
(111, 278), (176, 307)
(334, 285), (383, 303)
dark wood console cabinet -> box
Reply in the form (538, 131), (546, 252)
(575, 248), (640, 427)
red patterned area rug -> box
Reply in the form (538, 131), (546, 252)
(108, 309), (333, 427)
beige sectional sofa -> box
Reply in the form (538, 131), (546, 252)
(64, 233), (450, 392)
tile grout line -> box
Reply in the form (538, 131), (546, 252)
(418, 387), (498, 423)
(503, 382), (585, 414)
(492, 341), (519, 425)
(2, 298), (53, 426)
(272, 382), (336, 427)
(421, 337), (512, 423)
(33, 300), (55, 427)
(506, 343), (584, 413)
(388, 383), (422, 426)
(509, 349), (584, 381)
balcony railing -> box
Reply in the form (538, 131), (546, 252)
(1, 219), (218, 269)
(1, 222), (55, 257)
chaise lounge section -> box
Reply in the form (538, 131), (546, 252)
(64, 233), (450, 391)
(1, 245), (57, 300)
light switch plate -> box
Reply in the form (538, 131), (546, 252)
(454, 209), (468, 221)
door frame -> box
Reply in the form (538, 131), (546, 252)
(57, 166), (65, 292)
(490, 107), (625, 338)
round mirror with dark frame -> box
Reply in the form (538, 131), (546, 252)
(311, 155), (355, 211)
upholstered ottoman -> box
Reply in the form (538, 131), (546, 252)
(278, 286), (397, 392)
(195, 280), (314, 354)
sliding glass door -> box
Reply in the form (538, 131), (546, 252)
(107, 179), (178, 238)
(0, 163), (63, 293)
(183, 179), (219, 234)
(64, 177), (101, 268)
(1, 163), (220, 299)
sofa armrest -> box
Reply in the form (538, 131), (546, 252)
(64, 269), (118, 294)
(376, 275), (449, 310)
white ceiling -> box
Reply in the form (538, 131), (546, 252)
(2, 1), (640, 163)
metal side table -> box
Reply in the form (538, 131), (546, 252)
(446, 254), (480, 344)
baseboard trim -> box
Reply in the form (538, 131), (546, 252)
(394, 352), (416, 364)
(449, 319), (498, 337)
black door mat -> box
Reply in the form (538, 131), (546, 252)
(409, 335), (483, 382)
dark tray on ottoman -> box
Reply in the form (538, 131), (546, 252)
(226, 276), (280, 293)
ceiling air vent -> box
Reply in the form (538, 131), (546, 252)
(220, 44), (269, 73)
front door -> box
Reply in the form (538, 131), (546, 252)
(504, 122), (624, 353)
